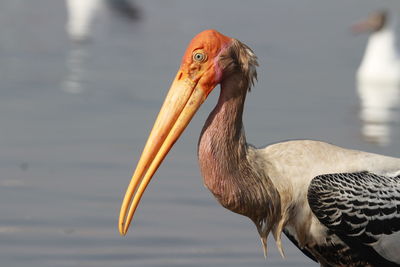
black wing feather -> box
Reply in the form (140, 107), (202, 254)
(308, 171), (400, 266)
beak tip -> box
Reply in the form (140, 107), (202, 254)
(118, 222), (126, 236)
(119, 227), (127, 236)
(120, 231), (127, 236)
(118, 220), (130, 236)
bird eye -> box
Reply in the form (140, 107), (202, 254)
(193, 51), (207, 62)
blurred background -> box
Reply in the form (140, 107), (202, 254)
(1, 1), (400, 266)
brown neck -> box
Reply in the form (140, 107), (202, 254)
(199, 73), (248, 167)
(197, 73), (275, 221)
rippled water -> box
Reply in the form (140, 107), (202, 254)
(2, 1), (400, 266)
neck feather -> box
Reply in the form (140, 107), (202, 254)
(197, 73), (279, 223)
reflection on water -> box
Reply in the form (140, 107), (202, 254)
(63, 46), (88, 94)
(357, 81), (400, 145)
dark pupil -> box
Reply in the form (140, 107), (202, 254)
(196, 54), (202, 60)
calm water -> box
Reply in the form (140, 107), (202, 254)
(2, 1), (400, 266)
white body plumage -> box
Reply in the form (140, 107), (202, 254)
(257, 140), (400, 265)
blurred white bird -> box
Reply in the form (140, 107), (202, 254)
(65, 0), (140, 41)
(355, 10), (400, 84)
(66, 0), (103, 41)
(354, 10), (400, 145)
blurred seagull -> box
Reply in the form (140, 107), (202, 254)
(354, 10), (400, 145)
(354, 10), (400, 84)
(66, 0), (140, 41)
(66, 0), (102, 41)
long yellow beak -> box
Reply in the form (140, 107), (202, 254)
(119, 71), (209, 235)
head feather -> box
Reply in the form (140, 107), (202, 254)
(229, 39), (259, 91)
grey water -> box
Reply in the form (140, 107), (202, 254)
(1, 1), (400, 266)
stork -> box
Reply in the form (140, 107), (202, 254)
(119, 29), (400, 266)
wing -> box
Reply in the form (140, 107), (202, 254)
(307, 171), (400, 266)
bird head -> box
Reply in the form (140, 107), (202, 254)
(352, 10), (388, 34)
(119, 29), (257, 235)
